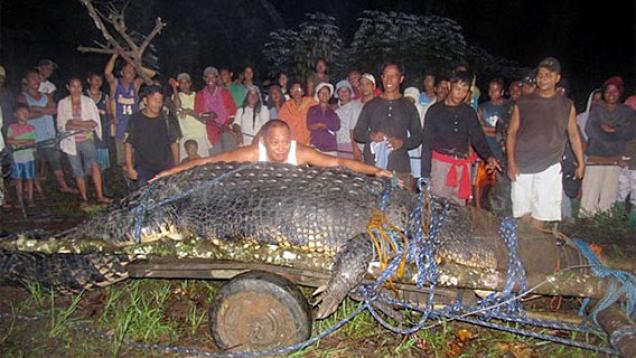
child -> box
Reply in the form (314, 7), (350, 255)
(181, 139), (201, 164)
(7, 104), (37, 207)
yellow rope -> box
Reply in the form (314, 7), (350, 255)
(366, 210), (410, 282)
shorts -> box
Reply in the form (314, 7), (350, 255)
(511, 162), (562, 221)
(35, 146), (62, 171)
(97, 148), (111, 170)
(11, 160), (36, 180)
(115, 138), (126, 166)
(67, 140), (97, 178)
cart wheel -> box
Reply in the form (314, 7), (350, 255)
(209, 271), (312, 352)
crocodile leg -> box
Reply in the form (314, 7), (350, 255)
(313, 233), (373, 319)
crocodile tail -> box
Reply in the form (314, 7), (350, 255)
(0, 252), (132, 293)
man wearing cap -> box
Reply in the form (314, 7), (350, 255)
(105, 52), (156, 167)
(194, 66), (238, 155)
(358, 73), (377, 104)
(37, 59), (58, 96)
(353, 63), (423, 190)
(334, 79), (363, 160)
(171, 72), (210, 159)
(307, 82), (340, 156)
(506, 57), (585, 230)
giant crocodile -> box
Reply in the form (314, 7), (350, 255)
(1, 162), (635, 353)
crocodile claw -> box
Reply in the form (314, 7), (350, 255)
(312, 233), (373, 319)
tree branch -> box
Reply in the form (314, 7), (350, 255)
(110, 13), (139, 52)
(139, 17), (166, 56)
(78, 0), (135, 65)
(77, 46), (135, 56)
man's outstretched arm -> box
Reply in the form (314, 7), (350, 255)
(299, 145), (392, 178)
(150, 146), (257, 182)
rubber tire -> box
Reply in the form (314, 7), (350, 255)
(208, 270), (312, 352)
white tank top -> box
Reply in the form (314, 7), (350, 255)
(258, 140), (298, 165)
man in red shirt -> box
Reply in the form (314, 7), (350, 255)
(194, 67), (238, 155)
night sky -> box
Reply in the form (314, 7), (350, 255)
(1, 0), (634, 108)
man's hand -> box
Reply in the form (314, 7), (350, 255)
(486, 156), (502, 172)
(575, 162), (585, 179)
(375, 169), (393, 178)
(309, 123), (327, 130)
(370, 131), (386, 142)
(126, 166), (138, 180)
(200, 112), (217, 121)
(387, 137), (403, 151)
(507, 161), (519, 181)
(149, 171), (168, 183)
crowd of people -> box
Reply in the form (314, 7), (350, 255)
(0, 54), (635, 230)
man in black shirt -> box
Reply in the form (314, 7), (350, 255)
(353, 63), (423, 190)
(124, 86), (179, 186)
(421, 71), (500, 205)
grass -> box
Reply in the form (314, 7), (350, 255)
(48, 290), (84, 338)
(184, 301), (207, 336)
(1, 278), (622, 358)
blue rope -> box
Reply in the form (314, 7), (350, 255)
(475, 217), (527, 318)
(128, 173), (623, 356)
(574, 239), (636, 325)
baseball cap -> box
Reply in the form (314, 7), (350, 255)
(203, 66), (219, 77)
(38, 59), (58, 69)
(176, 73), (191, 82)
(360, 73), (376, 87)
(314, 82), (334, 102)
(335, 80), (353, 98)
(538, 57), (561, 74)
(404, 87), (420, 102)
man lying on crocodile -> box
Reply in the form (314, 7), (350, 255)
(152, 119), (394, 182)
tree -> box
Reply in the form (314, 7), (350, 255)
(349, 11), (467, 79)
(263, 13), (344, 82)
(76, 0), (165, 84)
(466, 45), (529, 82)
